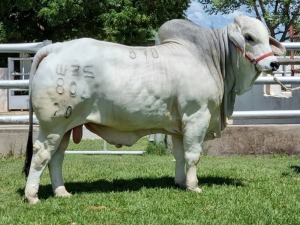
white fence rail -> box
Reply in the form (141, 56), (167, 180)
(0, 80), (30, 89)
(0, 41), (52, 53)
(2, 109), (300, 124)
(2, 76), (300, 89)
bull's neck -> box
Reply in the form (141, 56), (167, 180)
(212, 26), (241, 128)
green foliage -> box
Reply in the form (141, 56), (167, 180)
(145, 141), (169, 155)
(100, 5), (152, 45)
(198, 0), (300, 42)
(0, 0), (190, 44)
(0, 22), (6, 42)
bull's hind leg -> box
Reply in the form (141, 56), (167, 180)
(172, 135), (186, 188)
(48, 130), (71, 198)
(24, 129), (63, 204)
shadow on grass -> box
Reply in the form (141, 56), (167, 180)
(18, 176), (244, 200)
(201, 176), (245, 187)
(290, 165), (300, 173)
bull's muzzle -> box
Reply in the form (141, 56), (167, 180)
(270, 61), (280, 71)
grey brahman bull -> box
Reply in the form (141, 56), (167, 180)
(23, 15), (285, 203)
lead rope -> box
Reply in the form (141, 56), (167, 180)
(271, 74), (300, 92)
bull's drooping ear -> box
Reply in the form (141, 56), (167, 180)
(269, 36), (286, 56)
(228, 23), (245, 54)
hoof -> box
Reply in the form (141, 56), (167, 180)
(187, 186), (202, 193)
(55, 186), (72, 198)
(56, 192), (72, 198)
(25, 197), (40, 204)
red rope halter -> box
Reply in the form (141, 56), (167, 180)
(245, 52), (274, 64)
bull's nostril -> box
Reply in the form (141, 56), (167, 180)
(270, 61), (279, 71)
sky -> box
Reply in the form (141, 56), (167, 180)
(186, 1), (252, 28)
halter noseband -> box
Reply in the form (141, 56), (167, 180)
(245, 52), (274, 64)
(237, 48), (274, 65)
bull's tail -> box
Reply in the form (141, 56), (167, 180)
(23, 92), (33, 178)
(22, 45), (53, 178)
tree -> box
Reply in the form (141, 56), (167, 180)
(198, 0), (300, 42)
(0, 0), (190, 45)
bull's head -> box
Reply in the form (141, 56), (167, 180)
(227, 15), (286, 94)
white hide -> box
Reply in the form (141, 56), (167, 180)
(24, 15), (285, 203)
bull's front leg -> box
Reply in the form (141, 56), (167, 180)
(48, 130), (71, 198)
(181, 109), (210, 193)
(184, 141), (203, 193)
(25, 133), (61, 204)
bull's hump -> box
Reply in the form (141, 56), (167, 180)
(159, 19), (210, 43)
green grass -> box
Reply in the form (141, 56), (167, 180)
(0, 148), (300, 224)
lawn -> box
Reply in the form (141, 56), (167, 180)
(0, 142), (299, 225)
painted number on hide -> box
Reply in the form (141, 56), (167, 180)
(71, 65), (80, 76)
(129, 48), (159, 60)
(55, 63), (95, 98)
(56, 64), (67, 76)
(56, 78), (64, 94)
(81, 65), (94, 98)
(83, 65), (95, 78)
(71, 65), (95, 78)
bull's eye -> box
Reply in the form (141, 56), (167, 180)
(245, 35), (254, 42)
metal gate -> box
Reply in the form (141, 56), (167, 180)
(7, 57), (33, 110)
(0, 41), (51, 111)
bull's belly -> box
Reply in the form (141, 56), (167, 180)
(84, 105), (180, 147)
(84, 123), (170, 147)
(82, 92), (181, 147)
(86, 105), (180, 133)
